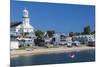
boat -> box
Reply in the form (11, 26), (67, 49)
(69, 54), (75, 58)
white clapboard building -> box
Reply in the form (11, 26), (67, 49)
(72, 35), (95, 44)
(10, 8), (36, 49)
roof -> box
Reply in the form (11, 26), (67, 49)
(10, 22), (22, 27)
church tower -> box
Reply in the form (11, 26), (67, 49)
(22, 8), (30, 25)
(16, 8), (34, 33)
(18, 8), (34, 33)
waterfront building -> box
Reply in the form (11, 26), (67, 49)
(10, 8), (36, 49)
(72, 35), (95, 45)
(53, 33), (72, 45)
(11, 8), (34, 34)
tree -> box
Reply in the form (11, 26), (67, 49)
(91, 30), (95, 35)
(34, 36), (45, 46)
(47, 30), (55, 37)
(74, 32), (81, 35)
(83, 25), (91, 35)
(35, 30), (44, 36)
(81, 32), (85, 35)
(69, 32), (74, 37)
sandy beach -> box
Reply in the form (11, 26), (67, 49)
(11, 46), (95, 58)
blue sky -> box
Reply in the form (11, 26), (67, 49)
(11, 0), (95, 33)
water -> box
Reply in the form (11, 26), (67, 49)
(10, 50), (95, 67)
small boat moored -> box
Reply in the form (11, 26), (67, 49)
(68, 54), (75, 58)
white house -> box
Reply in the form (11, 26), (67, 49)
(53, 33), (72, 45)
(10, 41), (19, 49)
(16, 38), (34, 47)
(72, 35), (95, 44)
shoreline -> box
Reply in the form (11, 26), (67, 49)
(11, 46), (95, 58)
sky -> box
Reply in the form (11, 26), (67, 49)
(11, 0), (95, 33)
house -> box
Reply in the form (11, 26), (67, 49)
(10, 40), (19, 49)
(72, 35), (95, 45)
(53, 33), (72, 45)
(16, 38), (34, 47)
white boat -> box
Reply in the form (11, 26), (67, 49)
(69, 54), (75, 58)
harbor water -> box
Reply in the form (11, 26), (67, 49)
(11, 50), (95, 67)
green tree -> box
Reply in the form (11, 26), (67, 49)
(83, 25), (91, 35)
(81, 32), (85, 35)
(34, 36), (45, 46)
(74, 32), (81, 35)
(47, 30), (55, 38)
(69, 32), (74, 37)
(91, 30), (95, 35)
(35, 30), (44, 36)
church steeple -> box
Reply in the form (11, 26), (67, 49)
(15, 8), (34, 33)
(22, 8), (30, 25)
(23, 8), (29, 18)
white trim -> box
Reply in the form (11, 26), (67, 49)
(17, 0), (95, 5)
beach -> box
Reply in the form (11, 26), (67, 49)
(11, 46), (95, 58)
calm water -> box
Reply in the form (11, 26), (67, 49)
(11, 50), (95, 67)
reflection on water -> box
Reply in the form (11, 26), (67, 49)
(11, 50), (95, 67)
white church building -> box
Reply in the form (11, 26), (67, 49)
(11, 8), (34, 33)
(10, 8), (36, 49)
